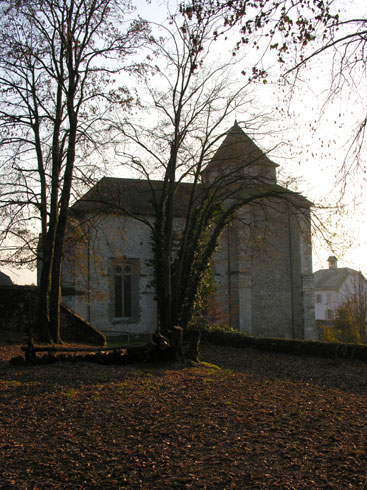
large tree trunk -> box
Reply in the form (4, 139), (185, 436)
(38, 234), (63, 344)
(171, 326), (185, 362)
(49, 265), (62, 344)
(49, 228), (65, 344)
(38, 287), (52, 343)
(151, 326), (185, 363)
(186, 329), (201, 363)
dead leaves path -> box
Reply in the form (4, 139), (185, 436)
(1, 343), (367, 489)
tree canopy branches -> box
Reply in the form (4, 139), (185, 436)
(0, 0), (149, 341)
(180, 0), (367, 204)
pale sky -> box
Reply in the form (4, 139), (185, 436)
(3, 0), (367, 284)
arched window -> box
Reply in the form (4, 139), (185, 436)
(112, 259), (139, 320)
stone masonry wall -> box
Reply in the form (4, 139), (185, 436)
(248, 202), (294, 338)
(0, 285), (104, 343)
(298, 210), (317, 340)
(212, 199), (316, 340)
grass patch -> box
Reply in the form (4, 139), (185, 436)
(0, 379), (22, 389)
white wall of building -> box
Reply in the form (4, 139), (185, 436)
(62, 213), (157, 338)
(315, 272), (363, 321)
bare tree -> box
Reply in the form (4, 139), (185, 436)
(181, 0), (367, 165)
(0, 0), (148, 342)
(319, 271), (367, 344)
(341, 272), (367, 343)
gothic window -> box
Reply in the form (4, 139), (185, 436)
(112, 260), (139, 320)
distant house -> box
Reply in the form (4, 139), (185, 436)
(314, 256), (367, 321)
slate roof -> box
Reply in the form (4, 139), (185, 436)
(71, 123), (310, 217)
(72, 175), (310, 219)
(71, 177), (197, 217)
(314, 267), (358, 290)
(203, 121), (278, 176)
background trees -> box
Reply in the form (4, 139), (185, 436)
(345, 274), (367, 344)
(0, 0), (147, 341)
(321, 272), (367, 344)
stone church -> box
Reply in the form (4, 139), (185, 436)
(61, 123), (317, 340)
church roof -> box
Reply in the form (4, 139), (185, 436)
(71, 177), (196, 217)
(72, 175), (310, 218)
(71, 124), (310, 217)
(203, 121), (279, 175)
(314, 267), (359, 290)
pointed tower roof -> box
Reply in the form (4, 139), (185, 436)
(202, 122), (278, 183)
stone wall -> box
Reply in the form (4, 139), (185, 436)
(249, 202), (294, 338)
(0, 285), (105, 344)
(211, 199), (317, 340)
(0, 286), (37, 341)
(60, 304), (106, 345)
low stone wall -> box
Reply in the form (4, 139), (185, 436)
(0, 285), (105, 344)
(61, 304), (106, 345)
(0, 286), (38, 341)
(198, 325), (367, 362)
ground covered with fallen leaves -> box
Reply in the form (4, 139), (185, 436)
(1, 342), (367, 489)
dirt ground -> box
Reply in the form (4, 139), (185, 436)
(1, 341), (367, 489)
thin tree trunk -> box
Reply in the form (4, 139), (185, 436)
(49, 257), (62, 344)
(38, 245), (52, 342)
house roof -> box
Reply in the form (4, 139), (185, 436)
(202, 121), (279, 176)
(314, 267), (359, 290)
